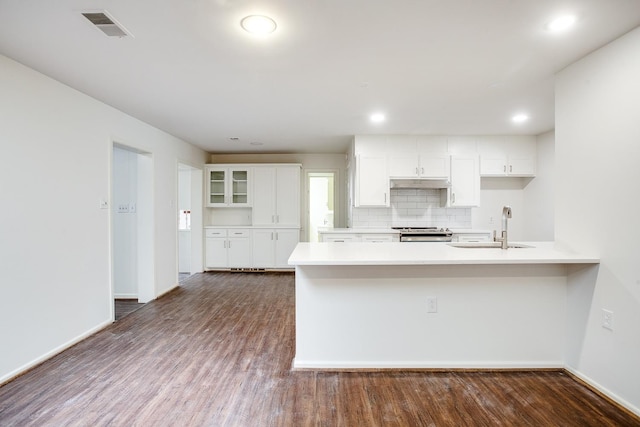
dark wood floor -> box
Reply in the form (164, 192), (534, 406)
(114, 299), (145, 321)
(1, 272), (638, 426)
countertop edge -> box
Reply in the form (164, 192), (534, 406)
(288, 242), (600, 266)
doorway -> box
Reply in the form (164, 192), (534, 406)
(111, 144), (154, 321)
(307, 171), (336, 242)
(177, 163), (203, 281)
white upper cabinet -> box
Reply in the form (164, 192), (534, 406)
(355, 154), (389, 207)
(388, 135), (450, 179)
(387, 135), (419, 178)
(450, 154), (480, 207)
(252, 165), (301, 227)
(478, 136), (536, 177)
(206, 166), (251, 207)
(417, 136), (450, 178)
(353, 136), (389, 207)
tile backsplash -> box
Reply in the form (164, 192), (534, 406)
(351, 189), (472, 229)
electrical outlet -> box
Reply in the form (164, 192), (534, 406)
(129, 203), (136, 213)
(99, 199), (109, 209)
(117, 204), (129, 213)
(427, 297), (438, 313)
(602, 309), (613, 331)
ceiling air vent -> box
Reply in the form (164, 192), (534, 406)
(82, 11), (131, 38)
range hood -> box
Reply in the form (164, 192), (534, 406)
(390, 178), (451, 189)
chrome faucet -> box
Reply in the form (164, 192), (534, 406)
(494, 206), (512, 249)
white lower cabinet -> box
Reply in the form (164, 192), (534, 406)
(205, 229), (252, 269)
(451, 232), (492, 243)
(252, 228), (299, 268)
(361, 234), (397, 243)
(322, 234), (360, 242)
(319, 232), (400, 242)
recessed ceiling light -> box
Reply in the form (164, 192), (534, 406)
(241, 15), (277, 35)
(547, 15), (576, 32)
(512, 114), (529, 123)
(370, 113), (386, 123)
(229, 137), (240, 141)
(250, 142), (263, 146)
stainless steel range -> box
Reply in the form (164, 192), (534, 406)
(392, 227), (453, 242)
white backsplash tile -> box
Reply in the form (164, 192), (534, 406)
(352, 188), (472, 229)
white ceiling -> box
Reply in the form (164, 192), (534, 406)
(1, 1), (639, 154)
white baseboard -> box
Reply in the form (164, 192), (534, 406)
(0, 319), (113, 386)
(292, 359), (564, 370)
(114, 293), (137, 299)
(564, 366), (640, 418)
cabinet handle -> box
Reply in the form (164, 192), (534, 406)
(271, 232), (274, 240)
(503, 165), (506, 173)
(384, 193), (387, 203)
(275, 232), (279, 240)
(415, 167), (419, 175)
(509, 165), (513, 173)
(276, 215), (279, 223)
(452, 193), (456, 204)
(272, 215), (275, 223)
(421, 167), (425, 174)
(228, 241), (231, 248)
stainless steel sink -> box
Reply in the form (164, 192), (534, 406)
(447, 242), (534, 249)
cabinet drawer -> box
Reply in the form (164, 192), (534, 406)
(205, 229), (227, 238)
(323, 235), (360, 243)
(453, 233), (491, 243)
(227, 229), (251, 238)
(361, 234), (396, 243)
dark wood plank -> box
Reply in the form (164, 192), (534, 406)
(114, 299), (145, 320)
(0, 272), (638, 426)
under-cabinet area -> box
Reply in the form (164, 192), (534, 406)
(204, 163), (301, 270)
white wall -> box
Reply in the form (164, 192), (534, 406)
(0, 54), (208, 384)
(472, 178), (526, 240)
(556, 27), (640, 414)
(523, 131), (555, 241)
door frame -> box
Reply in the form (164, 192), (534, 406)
(304, 169), (339, 242)
(176, 161), (203, 279)
(110, 142), (155, 321)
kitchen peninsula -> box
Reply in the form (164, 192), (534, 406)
(289, 242), (599, 370)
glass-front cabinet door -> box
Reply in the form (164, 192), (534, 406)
(230, 169), (248, 204)
(206, 166), (251, 207)
(208, 169), (227, 205)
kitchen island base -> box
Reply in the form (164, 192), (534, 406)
(293, 262), (595, 370)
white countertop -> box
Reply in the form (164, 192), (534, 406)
(317, 227), (492, 234)
(204, 225), (300, 229)
(288, 241), (599, 266)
